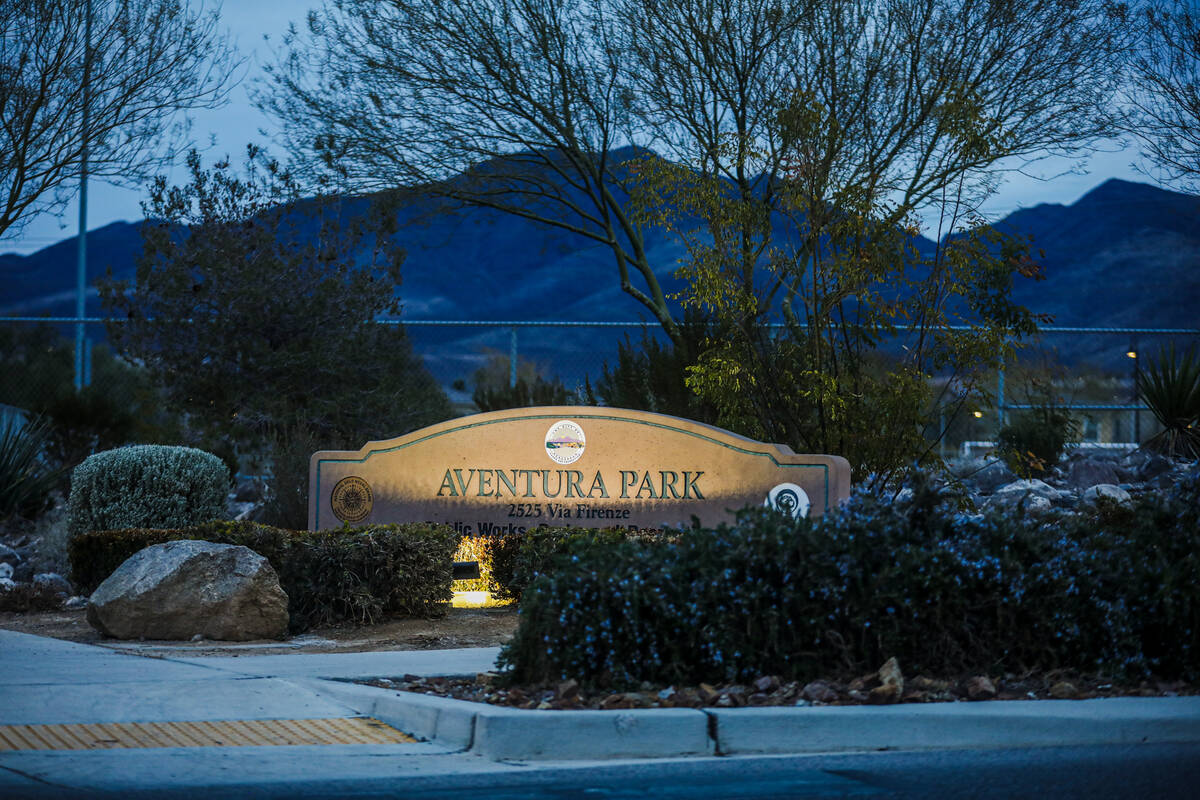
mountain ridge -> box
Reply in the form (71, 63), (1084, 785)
(2, 174), (1197, 382)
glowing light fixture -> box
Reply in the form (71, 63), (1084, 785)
(451, 591), (493, 609)
(972, 410), (983, 418)
(1127, 350), (1137, 359)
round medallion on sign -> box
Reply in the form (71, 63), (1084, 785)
(765, 483), (811, 518)
(331, 476), (373, 523)
(544, 420), (586, 464)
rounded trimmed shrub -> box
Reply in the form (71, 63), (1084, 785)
(68, 445), (230, 537)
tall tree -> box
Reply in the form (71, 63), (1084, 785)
(0, 0), (238, 239)
(100, 147), (452, 452)
(260, 0), (1128, 344)
(1127, 0), (1200, 191)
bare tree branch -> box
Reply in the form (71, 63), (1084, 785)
(0, 0), (239, 239)
(1126, 0), (1200, 191)
(258, 0), (1127, 343)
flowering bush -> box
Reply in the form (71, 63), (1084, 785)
(499, 468), (1200, 688)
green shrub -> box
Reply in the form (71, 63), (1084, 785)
(68, 520), (461, 630)
(0, 417), (62, 521)
(472, 526), (677, 603)
(499, 469), (1200, 688)
(997, 403), (1080, 477)
(67, 445), (231, 537)
(0, 580), (69, 612)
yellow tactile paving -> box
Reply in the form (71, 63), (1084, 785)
(0, 718), (416, 751)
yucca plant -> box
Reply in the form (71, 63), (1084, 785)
(1138, 344), (1200, 459)
(0, 416), (62, 521)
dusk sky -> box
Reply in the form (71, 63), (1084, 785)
(2, 1), (1153, 256)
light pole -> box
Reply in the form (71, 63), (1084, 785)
(74, 0), (93, 392)
(1127, 340), (1140, 444)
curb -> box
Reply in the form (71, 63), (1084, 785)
(709, 696), (1200, 755)
(300, 679), (1200, 761)
(294, 678), (713, 760)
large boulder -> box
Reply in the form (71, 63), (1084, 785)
(1119, 450), (1174, 483)
(958, 459), (1017, 494)
(1082, 484), (1133, 506)
(986, 478), (1063, 512)
(1064, 456), (1121, 490)
(0, 543), (20, 568)
(87, 540), (289, 641)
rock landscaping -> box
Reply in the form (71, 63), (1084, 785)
(957, 448), (1191, 511)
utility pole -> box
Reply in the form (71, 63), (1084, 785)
(74, 0), (93, 392)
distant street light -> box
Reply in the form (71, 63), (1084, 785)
(1129, 340), (1141, 442)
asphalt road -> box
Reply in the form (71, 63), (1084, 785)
(4, 742), (1197, 799)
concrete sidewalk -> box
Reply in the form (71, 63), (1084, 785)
(3, 629), (1200, 795)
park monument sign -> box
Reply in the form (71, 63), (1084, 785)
(308, 407), (851, 533)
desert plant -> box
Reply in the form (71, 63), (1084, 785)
(1138, 343), (1200, 459)
(0, 417), (63, 521)
(68, 445), (230, 537)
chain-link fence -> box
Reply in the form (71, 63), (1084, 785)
(2, 316), (1198, 458)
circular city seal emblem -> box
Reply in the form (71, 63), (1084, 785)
(545, 420), (586, 464)
(330, 476), (373, 523)
(765, 482), (811, 518)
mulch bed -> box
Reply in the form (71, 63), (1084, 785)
(361, 666), (1197, 711)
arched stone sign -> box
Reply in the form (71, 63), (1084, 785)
(309, 407), (851, 533)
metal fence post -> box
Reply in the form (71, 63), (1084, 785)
(997, 356), (1005, 430)
(509, 326), (518, 389)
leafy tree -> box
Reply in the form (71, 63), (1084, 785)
(0, 323), (177, 469)
(260, 0), (1127, 351)
(0, 0), (237, 239)
(100, 147), (452, 456)
(628, 127), (1046, 479)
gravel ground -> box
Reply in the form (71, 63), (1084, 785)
(363, 666), (1198, 711)
(0, 605), (520, 657)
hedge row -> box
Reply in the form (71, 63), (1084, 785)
(498, 468), (1200, 688)
(69, 520), (460, 631)
(460, 526), (677, 603)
